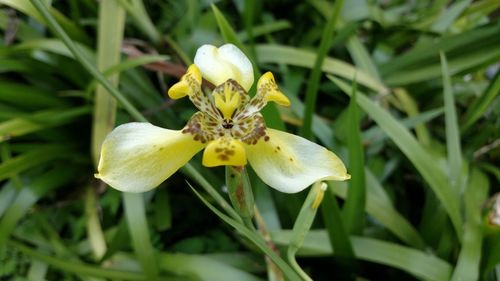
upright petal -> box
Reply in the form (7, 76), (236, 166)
(96, 123), (205, 192)
(194, 44), (254, 91)
(246, 128), (350, 193)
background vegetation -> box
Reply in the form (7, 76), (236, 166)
(0, 0), (499, 280)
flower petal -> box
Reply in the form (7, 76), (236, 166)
(167, 64), (219, 119)
(202, 137), (247, 167)
(246, 128), (350, 193)
(96, 122), (205, 192)
(235, 72), (290, 120)
(194, 44), (254, 91)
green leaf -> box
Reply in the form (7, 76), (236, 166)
(0, 0), (91, 44)
(116, 0), (161, 44)
(342, 82), (366, 234)
(300, 0), (343, 139)
(321, 185), (355, 257)
(461, 69), (500, 132)
(451, 168), (489, 281)
(0, 145), (72, 181)
(440, 52), (463, 193)
(0, 81), (68, 109)
(333, 169), (425, 248)
(0, 166), (78, 246)
(271, 230), (452, 281)
(0, 107), (90, 142)
(329, 75), (462, 239)
(123, 193), (159, 281)
(380, 23), (500, 76)
(159, 253), (263, 281)
(91, 0), (126, 167)
(9, 240), (180, 281)
(256, 44), (388, 94)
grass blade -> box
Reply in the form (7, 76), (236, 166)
(451, 168), (489, 281)
(440, 52), (463, 193)
(9, 240), (179, 281)
(271, 230), (452, 281)
(123, 193), (159, 281)
(329, 75), (462, 239)
(256, 44), (388, 94)
(91, 0), (126, 165)
(342, 81), (366, 234)
(321, 184), (355, 257)
(0, 166), (78, 246)
(461, 69), (500, 132)
(300, 0), (343, 139)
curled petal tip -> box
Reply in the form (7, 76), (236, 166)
(257, 72), (290, 107)
(167, 64), (202, 99)
(168, 81), (189, 99)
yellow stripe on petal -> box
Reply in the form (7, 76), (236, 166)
(202, 137), (247, 167)
(95, 123), (205, 192)
(245, 128), (350, 193)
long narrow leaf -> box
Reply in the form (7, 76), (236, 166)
(329, 76), (462, 238)
(342, 83), (366, 234)
(441, 52), (463, 192)
(300, 0), (343, 139)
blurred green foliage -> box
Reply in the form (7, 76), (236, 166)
(0, 0), (499, 280)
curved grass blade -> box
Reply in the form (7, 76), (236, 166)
(256, 44), (388, 94)
(160, 253), (264, 281)
(188, 182), (302, 281)
(271, 230), (452, 281)
(9, 240), (181, 281)
(0, 145), (72, 181)
(0, 165), (78, 246)
(461, 69), (500, 132)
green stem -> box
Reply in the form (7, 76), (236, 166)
(287, 182), (327, 281)
(225, 166), (255, 229)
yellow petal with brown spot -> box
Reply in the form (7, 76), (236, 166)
(202, 137), (247, 167)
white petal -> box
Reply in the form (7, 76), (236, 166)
(96, 123), (205, 192)
(246, 129), (350, 193)
(194, 44), (254, 91)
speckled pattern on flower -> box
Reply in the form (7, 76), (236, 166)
(95, 44), (350, 193)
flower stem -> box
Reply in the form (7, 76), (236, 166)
(225, 166), (255, 229)
(287, 182), (327, 281)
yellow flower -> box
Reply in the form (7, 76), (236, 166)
(95, 44), (350, 193)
